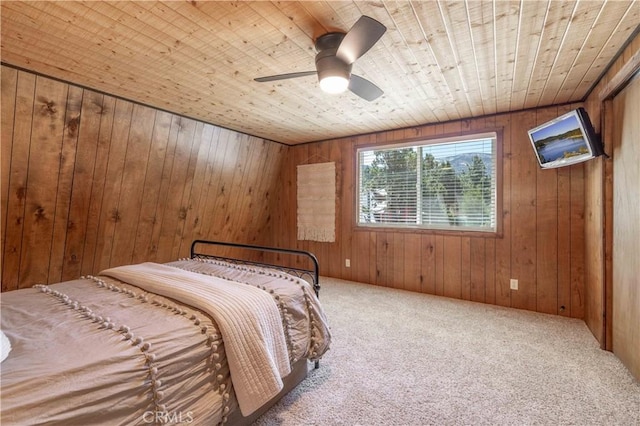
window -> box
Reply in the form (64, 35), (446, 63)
(357, 132), (499, 233)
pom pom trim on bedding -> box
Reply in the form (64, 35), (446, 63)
(101, 262), (291, 416)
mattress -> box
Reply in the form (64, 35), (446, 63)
(0, 258), (331, 425)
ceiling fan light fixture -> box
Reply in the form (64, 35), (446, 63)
(254, 15), (386, 101)
(319, 75), (349, 94)
(316, 49), (351, 95)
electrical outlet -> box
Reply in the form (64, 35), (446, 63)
(510, 279), (518, 290)
(345, 259), (351, 268)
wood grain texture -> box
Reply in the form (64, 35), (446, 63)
(0, 67), (18, 282)
(0, 67), (286, 291)
(275, 105), (587, 317)
(611, 73), (640, 380)
(1, 1), (638, 145)
(18, 76), (69, 288)
(534, 107), (560, 315)
(583, 31), (640, 353)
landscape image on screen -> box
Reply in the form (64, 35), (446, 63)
(530, 113), (591, 166)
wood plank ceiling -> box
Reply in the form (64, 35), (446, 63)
(1, 1), (638, 145)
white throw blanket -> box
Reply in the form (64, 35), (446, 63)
(101, 262), (291, 416)
(0, 329), (11, 363)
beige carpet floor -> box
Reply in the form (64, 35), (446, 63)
(254, 277), (640, 425)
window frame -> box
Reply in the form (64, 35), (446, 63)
(354, 130), (503, 237)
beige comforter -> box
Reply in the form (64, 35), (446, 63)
(0, 259), (331, 425)
(102, 262), (291, 416)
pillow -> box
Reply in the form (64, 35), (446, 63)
(0, 330), (11, 363)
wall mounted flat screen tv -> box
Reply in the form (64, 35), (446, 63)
(528, 107), (603, 169)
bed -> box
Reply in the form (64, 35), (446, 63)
(0, 240), (331, 425)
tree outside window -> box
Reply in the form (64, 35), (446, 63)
(358, 133), (498, 233)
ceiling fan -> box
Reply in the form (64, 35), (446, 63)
(254, 16), (387, 101)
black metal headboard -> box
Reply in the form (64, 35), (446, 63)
(189, 240), (320, 296)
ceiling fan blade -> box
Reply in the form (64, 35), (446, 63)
(254, 71), (317, 82)
(336, 16), (386, 65)
(349, 74), (383, 101)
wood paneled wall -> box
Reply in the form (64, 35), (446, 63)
(0, 64), (597, 321)
(1, 66), (286, 291)
(584, 32), (640, 345)
(610, 74), (640, 381)
(583, 31), (640, 380)
(275, 106), (586, 318)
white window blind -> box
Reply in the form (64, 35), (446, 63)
(357, 133), (498, 233)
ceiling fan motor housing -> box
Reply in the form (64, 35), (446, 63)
(314, 32), (345, 52)
(314, 32), (351, 83)
(315, 49), (352, 82)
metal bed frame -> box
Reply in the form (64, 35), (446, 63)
(189, 239), (321, 296)
(190, 239), (322, 371)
